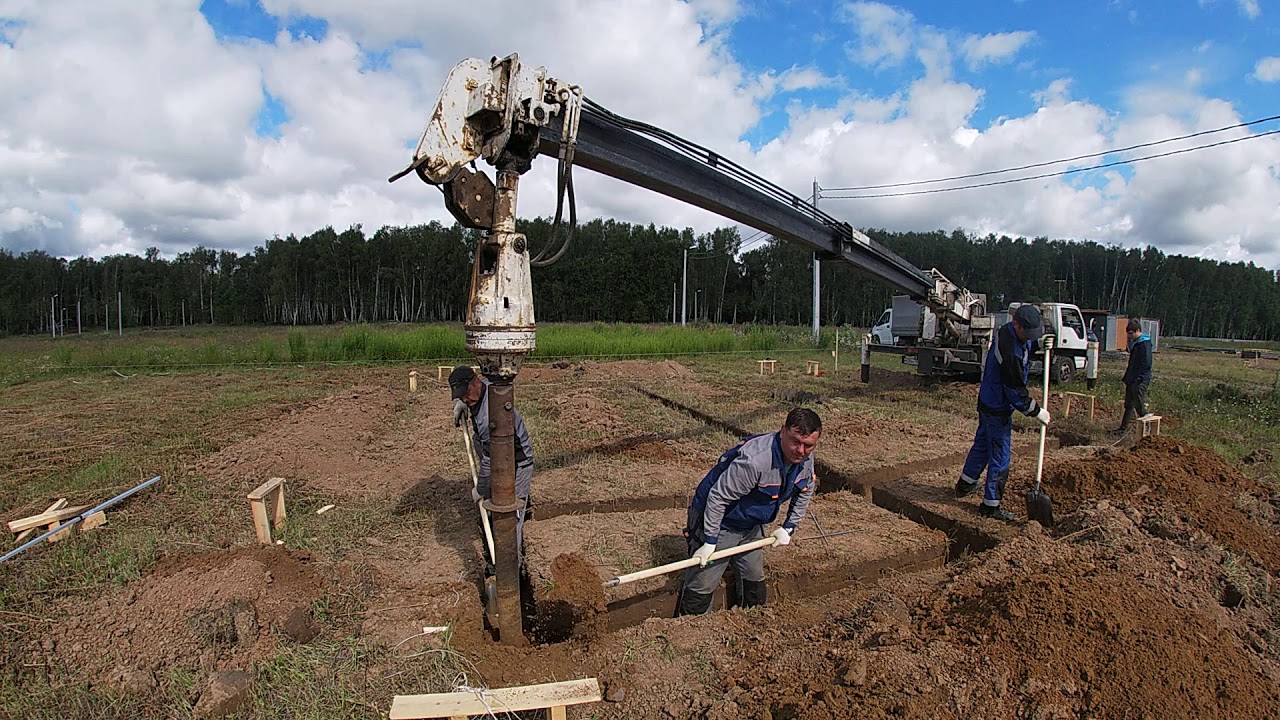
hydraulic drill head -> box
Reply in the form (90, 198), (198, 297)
(466, 170), (536, 379)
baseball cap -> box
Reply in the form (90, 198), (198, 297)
(1013, 304), (1045, 341)
(448, 365), (476, 399)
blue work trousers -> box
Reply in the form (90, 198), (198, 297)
(960, 412), (1012, 506)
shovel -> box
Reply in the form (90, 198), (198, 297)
(459, 416), (496, 563)
(1025, 335), (1055, 527)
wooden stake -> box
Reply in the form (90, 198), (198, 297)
(247, 477), (286, 544)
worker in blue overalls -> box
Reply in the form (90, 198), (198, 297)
(955, 304), (1051, 521)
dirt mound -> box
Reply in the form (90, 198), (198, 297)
(575, 359), (694, 380)
(1032, 437), (1280, 571)
(37, 546), (329, 690)
(194, 383), (407, 497)
(689, 529), (1280, 720)
(545, 390), (631, 439)
(531, 553), (607, 643)
(921, 561), (1279, 718)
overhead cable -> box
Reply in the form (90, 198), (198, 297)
(822, 128), (1280, 200)
(821, 113), (1280, 192)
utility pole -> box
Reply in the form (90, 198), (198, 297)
(117, 291), (122, 337)
(77, 301), (81, 335)
(672, 284), (677, 325)
(50, 294), (57, 338)
(681, 247), (688, 326)
(812, 179), (821, 345)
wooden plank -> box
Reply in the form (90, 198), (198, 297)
(15, 499), (67, 544)
(7, 505), (89, 533)
(270, 483), (287, 526)
(247, 477), (284, 501)
(550, 706), (567, 720)
(51, 511), (107, 544)
(389, 678), (601, 719)
(249, 498), (272, 544)
(81, 511), (108, 531)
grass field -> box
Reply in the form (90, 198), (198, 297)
(0, 322), (835, 386)
(1, 323), (1277, 718)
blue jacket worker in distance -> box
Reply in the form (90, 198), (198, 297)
(1113, 318), (1154, 436)
(955, 304), (1051, 522)
(677, 408), (822, 616)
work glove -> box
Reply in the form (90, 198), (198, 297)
(1034, 407), (1051, 426)
(471, 487), (483, 504)
(771, 527), (791, 546)
(693, 543), (716, 567)
(453, 399), (467, 427)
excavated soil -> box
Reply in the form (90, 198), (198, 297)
(1017, 436), (1280, 572)
(578, 514), (1280, 720)
(31, 546), (330, 691)
(530, 553), (608, 643)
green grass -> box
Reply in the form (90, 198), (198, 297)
(0, 323), (832, 385)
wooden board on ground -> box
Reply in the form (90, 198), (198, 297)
(389, 678), (601, 719)
(7, 505), (89, 534)
(14, 499), (67, 544)
(49, 511), (107, 543)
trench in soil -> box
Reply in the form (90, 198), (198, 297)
(631, 386), (1031, 556)
(519, 386), (1042, 638)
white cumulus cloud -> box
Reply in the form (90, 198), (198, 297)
(1254, 56), (1280, 82)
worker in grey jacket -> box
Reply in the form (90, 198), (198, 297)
(449, 366), (533, 548)
(677, 408), (821, 616)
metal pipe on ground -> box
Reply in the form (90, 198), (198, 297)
(1, 476), (163, 564)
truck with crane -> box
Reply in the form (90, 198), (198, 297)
(388, 52), (1069, 642)
(872, 297), (1095, 383)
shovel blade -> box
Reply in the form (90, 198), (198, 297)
(1025, 490), (1055, 528)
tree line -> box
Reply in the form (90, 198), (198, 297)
(2, 219), (1277, 339)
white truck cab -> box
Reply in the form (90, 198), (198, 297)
(1006, 301), (1090, 383)
(871, 308), (893, 344)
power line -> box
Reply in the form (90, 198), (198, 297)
(821, 113), (1280, 192)
(686, 229), (771, 258)
(821, 128), (1280, 200)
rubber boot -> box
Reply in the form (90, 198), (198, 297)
(955, 476), (980, 498)
(979, 504), (1016, 522)
(676, 588), (714, 617)
(994, 471), (1008, 503)
(740, 580), (767, 608)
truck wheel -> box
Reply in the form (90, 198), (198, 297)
(1051, 356), (1074, 384)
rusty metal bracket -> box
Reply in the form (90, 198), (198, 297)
(443, 167), (496, 229)
(480, 499), (522, 514)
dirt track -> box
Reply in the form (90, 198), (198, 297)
(5, 360), (1279, 719)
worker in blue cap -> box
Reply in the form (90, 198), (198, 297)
(955, 304), (1051, 521)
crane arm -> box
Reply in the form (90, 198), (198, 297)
(534, 103), (935, 298)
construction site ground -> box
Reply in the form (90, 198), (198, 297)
(2, 346), (1279, 719)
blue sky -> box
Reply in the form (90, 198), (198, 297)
(2, 0), (1278, 268)
(728, 1), (1277, 145)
